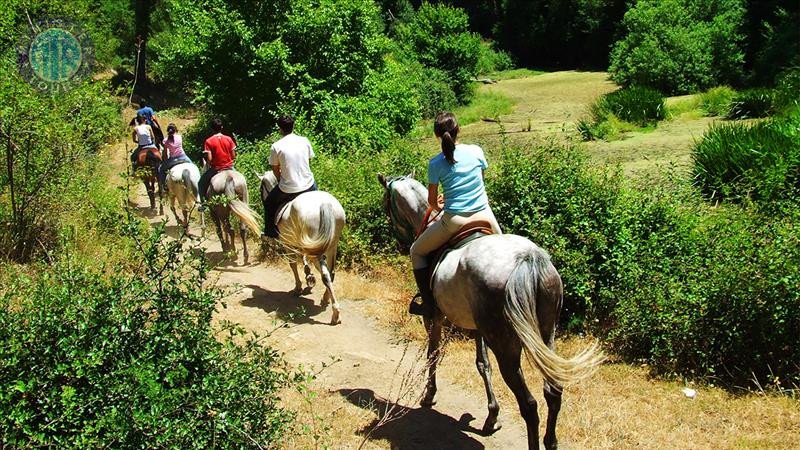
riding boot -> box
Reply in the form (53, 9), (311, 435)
(409, 268), (435, 318)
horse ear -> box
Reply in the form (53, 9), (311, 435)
(254, 171), (264, 181)
(409, 168), (416, 179)
(377, 173), (388, 188)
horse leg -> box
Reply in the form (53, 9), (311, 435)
(169, 192), (180, 226)
(543, 381), (562, 450)
(224, 217), (236, 257)
(318, 255), (340, 325)
(320, 245), (338, 308)
(239, 221), (249, 264)
(289, 259), (304, 295)
(145, 179), (155, 210)
(211, 212), (226, 252)
(493, 339), (541, 450)
(476, 335), (502, 434)
(303, 255), (316, 290)
(421, 313), (444, 407)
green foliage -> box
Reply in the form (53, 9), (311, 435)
(0, 226), (293, 447)
(476, 41), (514, 75)
(488, 141), (800, 388)
(751, 6), (800, 85)
(692, 116), (800, 203)
(609, 0), (746, 94)
(697, 86), (736, 117)
(393, 3), (482, 102)
(773, 67), (800, 112)
(579, 86), (665, 140)
(727, 88), (775, 119)
(0, 61), (121, 262)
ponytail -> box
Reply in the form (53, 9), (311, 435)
(434, 112), (459, 165)
(441, 131), (456, 164)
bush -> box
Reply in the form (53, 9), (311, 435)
(393, 3), (482, 102)
(0, 226), (293, 447)
(773, 66), (800, 112)
(692, 117), (800, 203)
(609, 0), (746, 94)
(594, 86), (666, 127)
(476, 41), (514, 75)
(0, 62), (121, 262)
(698, 86), (736, 117)
(727, 88), (775, 119)
(488, 141), (800, 388)
(579, 86), (665, 140)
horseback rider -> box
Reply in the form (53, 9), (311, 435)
(131, 114), (159, 165)
(198, 118), (237, 207)
(158, 123), (193, 191)
(131, 100), (164, 150)
(409, 112), (502, 318)
(262, 115), (318, 238)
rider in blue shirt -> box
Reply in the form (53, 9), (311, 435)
(408, 112), (502, 317)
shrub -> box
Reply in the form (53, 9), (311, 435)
(0, 226), (293, 446)
(594, 86), (666, 126)
(698, 86), (736, 117)
(476, 41), (514, 75)
(727, 88), (775, 119)
(692, 118), (800, 203)
(393, 3), (482, 102)
(488, 141), (800, 388)
(773, 66), (800, 112)
(609, 0), (746, 94)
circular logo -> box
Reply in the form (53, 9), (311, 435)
(16, 18), (94, 93)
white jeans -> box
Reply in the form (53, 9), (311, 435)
(410, 206), (502, 269)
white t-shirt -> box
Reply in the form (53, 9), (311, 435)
(269, 133), (315, 193)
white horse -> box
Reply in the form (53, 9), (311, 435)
(379, 173), (604, 450)
(204, 169), (262, 264)
(165, 161), (204, 231)
(258, 171), (346, 325)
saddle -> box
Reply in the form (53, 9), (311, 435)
(426, 220), (494, 289)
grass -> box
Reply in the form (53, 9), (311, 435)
(488, 68), (546, 80)
(453, 90), (515, 126)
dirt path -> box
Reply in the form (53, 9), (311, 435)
(110, 80), (799, 448)
(109, 109), (533, 449)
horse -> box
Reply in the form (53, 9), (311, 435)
(164, 161), (204, 231)
(378, 173), (604, 450)
(132, 146), (163, 214)
(258, 171), (346, 325)
(203, 168), (261, 264)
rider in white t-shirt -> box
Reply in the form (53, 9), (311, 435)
(262, 115), (318, 238)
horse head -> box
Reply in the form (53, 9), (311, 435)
(256, 171), (278, 203)
(377, 172), (428, 252)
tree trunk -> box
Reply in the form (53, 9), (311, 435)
(134, 0), (153, 85)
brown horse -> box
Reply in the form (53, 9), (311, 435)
(132, 147), (163, 214)
(379, 173), (604, 450)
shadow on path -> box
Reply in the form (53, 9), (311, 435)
(241, 284), (327, 325)
(338, 388), (488, 450)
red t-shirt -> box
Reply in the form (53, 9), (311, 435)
(203, 133), (236, 170)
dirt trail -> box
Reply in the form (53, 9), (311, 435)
(109, 111), (532, 449)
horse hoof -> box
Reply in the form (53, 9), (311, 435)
(320, 299), (330, 308)
(305, 274), (316, 288)
(482, 420), (502, 435)
(421, 397), (436, 408)
(330, 314), (341, 325)
(290, 287), (302, 296)
(302, 286), (313, 295)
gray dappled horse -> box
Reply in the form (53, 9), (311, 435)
(204, 169), (261, 264)
(165, 161), (203, 231)
(259, 171), (346, 325)
(378, 173), (604, 450)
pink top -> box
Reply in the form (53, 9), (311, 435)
(163, 134), (186, 159)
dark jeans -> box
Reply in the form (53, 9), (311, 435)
(198, 167), (221, 202)
(263, 182), (318, 237)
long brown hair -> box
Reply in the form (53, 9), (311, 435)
(434, 112), (459, 165)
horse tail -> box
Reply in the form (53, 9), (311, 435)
(281, 202), (336, 256)
(181, 168), (194, 197)
(504, 249), (604, 387)
(225, 176), (262, 236)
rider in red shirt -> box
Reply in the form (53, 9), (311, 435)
(198, 118), (237, 205)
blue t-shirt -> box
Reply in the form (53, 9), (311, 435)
(427, 144), (489, 213)
(137, 106), (155, 126)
